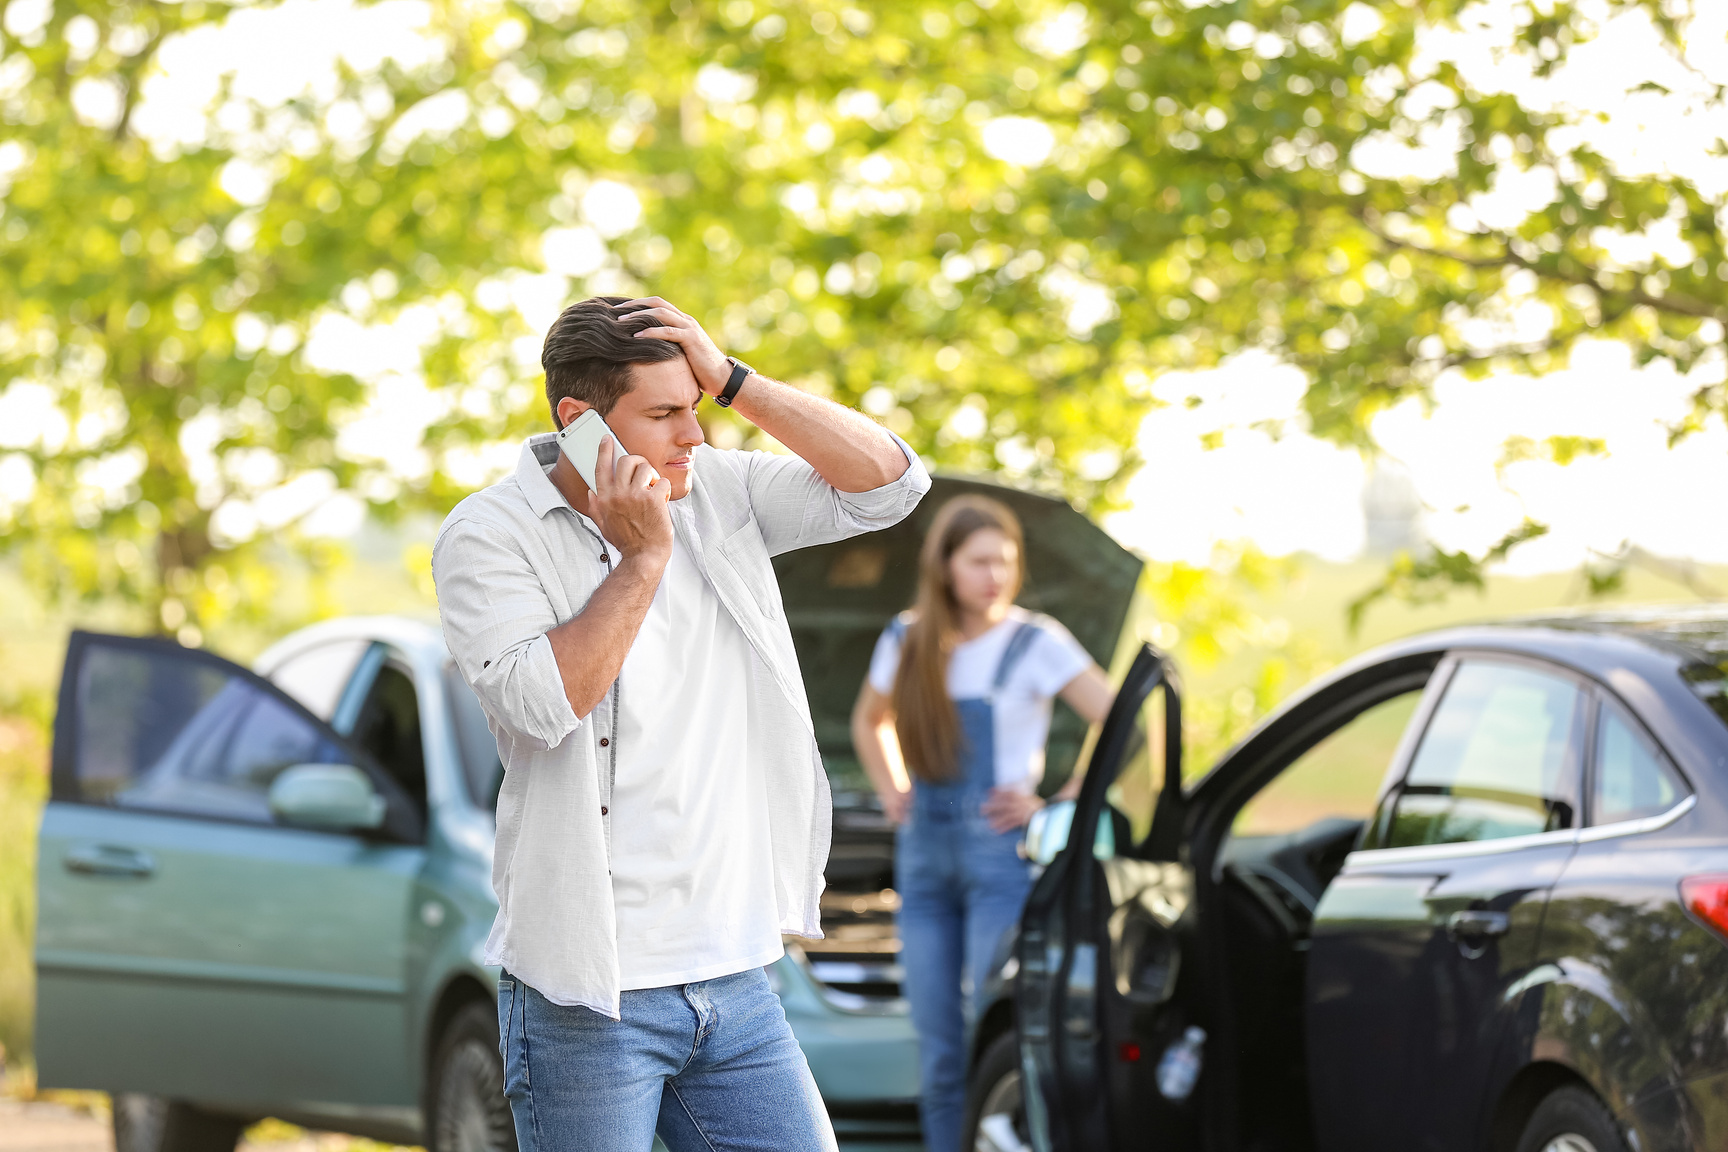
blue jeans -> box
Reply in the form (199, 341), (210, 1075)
(497, 967), (837, 1152)
(897, 815), (1034, 1152)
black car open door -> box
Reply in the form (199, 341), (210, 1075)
(1016, 644), (1199, 1152)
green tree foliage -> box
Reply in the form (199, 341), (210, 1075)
(0, 0), (1721, 634)
(1136, 544), (1327, 771)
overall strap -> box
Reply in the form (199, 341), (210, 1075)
(990, 618), (1045, 697)
(886, 614), (909, 642)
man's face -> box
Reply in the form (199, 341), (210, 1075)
(563, 356), (706, 501)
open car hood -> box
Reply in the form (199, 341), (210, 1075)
(772, 474), (1144, 809)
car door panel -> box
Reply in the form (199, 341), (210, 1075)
(38, 804), (421, 1103)
(1309, 838), (1575, 1151)
(1306, 868), (1437, 1105)
(1018, 645), (1199, 1152)
(36, 631), (424, 1110)
(1308, 654), (1587, 1152)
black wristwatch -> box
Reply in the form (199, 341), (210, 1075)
(715, 357), (752, 408)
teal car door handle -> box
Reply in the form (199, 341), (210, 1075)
(64, 844), (156, 879)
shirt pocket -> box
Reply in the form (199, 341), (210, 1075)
(715, 514), (783, 622)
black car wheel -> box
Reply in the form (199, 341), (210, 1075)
(112, 1093), (245, 1152)
(1514, 1086), (1631, 1152)
(429, 1001), (517, 1152)
(963, 1031), (1032, 1152)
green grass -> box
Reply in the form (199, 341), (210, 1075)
(0, 715), (46, 1073)
(1234, 691), (1420, 835)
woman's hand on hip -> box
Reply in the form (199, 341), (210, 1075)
(880, 786), (911, 826)
(981, 787), (1043, 833)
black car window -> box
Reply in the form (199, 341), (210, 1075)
(1593, 701), (1688, 825)
(445, 663), (504, 811)
(1106, 681), (1174, 850)
(1378, 660), (1583, 849)
(77, 643), (352, 824)
(349, 662), (427, 819)
(1234, 690), (1422, 837)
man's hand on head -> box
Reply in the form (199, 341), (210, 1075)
(611, 292), (910, 493)
(589, 433), (673, 566)
(615, 298), (732, 397)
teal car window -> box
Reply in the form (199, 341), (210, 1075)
(77, 643), (351, 823)
(1381, 660), (1584, 848)
(445, 662), (503, 810)
(1593, 702), (1689, 824)
(349, 663), (427, 818)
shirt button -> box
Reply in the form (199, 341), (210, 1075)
(601, 806), (609, 816)
(599, 737), (609, 747)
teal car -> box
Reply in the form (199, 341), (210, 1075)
(33, 477), (1140, 1152)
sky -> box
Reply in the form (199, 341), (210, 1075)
(5, 0), (1727, 574)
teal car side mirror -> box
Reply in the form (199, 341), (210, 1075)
(1024, 799), (1075, 866)
(269, 764), (387, 832)
(1023, 798), (1117, 866)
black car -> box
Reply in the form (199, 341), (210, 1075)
(966, 608), (1728, 1152)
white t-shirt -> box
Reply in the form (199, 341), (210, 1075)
(867, 606), (1092, 791)
(584, 516), (784, 991)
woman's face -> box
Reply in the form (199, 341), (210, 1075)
(948, 527), (1018, 616)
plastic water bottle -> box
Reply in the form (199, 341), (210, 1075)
(1156, 1025), (1206, 1101)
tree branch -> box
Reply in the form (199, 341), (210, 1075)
(112, 12), (172, 143)
(1360, 208), (1728, 325)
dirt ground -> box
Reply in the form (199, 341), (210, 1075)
(0, 1098), (111, 1152)
(0, 1098), (920, 1152)
(0, 1099), (380, 1152)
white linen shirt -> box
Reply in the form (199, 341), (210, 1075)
(432, 430), (930, 1018)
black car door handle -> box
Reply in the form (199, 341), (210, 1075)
(1446, 910), (1510, 939)
(64, 844), (156, 879)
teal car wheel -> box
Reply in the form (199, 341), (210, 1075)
(429, 1002), (517, 1152)
(112, 1094), (245, 1152)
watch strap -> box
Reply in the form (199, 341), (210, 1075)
(716, 358), (752, 408)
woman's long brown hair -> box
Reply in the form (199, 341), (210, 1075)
(890, 495), (1025, 783)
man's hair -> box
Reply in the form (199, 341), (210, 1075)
(541, 296), (683, 426)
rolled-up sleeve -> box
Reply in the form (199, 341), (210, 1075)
(744, 431), (932, 556)
(433, 517), (582, 751)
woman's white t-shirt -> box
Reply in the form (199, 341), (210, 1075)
(867, 606), (1093, 792)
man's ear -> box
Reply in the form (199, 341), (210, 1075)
(555, 396), (591, 429)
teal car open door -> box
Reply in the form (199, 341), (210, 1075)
(36, 631), (427, 1117)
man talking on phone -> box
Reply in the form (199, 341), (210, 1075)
(432, 296), (929, 1151)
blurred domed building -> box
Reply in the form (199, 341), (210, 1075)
(1362, 460), (1424, 558)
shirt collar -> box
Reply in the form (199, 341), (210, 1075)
(516, 433), (568, 520)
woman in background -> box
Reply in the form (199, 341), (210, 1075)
(850, 494), (1114, 1152)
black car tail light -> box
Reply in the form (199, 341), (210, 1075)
(1680, 875), (1728, 942)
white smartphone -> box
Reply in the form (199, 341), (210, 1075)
(556, 409), (659, 491)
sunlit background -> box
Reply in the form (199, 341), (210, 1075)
(3, 0), (1726, 1121)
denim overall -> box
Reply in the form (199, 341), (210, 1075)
(892, 618), (1044, 1152)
